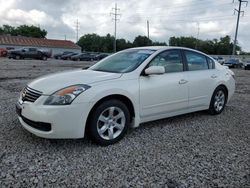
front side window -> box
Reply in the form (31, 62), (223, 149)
(184, 51), (208, 71)
(90, 49), (156, 73)
(148, 50), (183, 73)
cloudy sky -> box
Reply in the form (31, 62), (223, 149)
(0, 0), (249, 51)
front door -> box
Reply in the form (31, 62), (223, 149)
(139, 49), (188, 121)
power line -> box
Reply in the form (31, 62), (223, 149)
(133, 1), (233, 14)
(110, 3), (121, 53)
(232, 0), (248, 56)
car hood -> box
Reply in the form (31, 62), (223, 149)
(28, 69), (122, 95)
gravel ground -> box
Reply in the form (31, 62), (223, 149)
(0, 58), (249, 187)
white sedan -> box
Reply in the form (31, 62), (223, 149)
(16, 47), (235, 145)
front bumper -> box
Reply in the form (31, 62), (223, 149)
(16, 99), (93, 139)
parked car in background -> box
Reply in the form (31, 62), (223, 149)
(244, 60), (250, 70)
(71, 53), (96, 61)
(0, 48), (8, 57)
(8, 47), (51, 60)
(53, 51), (73, 59)
(224, 58), (243, 68)
(94, 53), (109, 61)
(212, 56), (225, 65)
(16, 46), (235, 145)
(61, 52), (79, 60)
(217, 57), (225, 65)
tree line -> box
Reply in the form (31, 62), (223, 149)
(77, 34), (243, 55)
(0, 24), (247, 55)
(0, 25), (47, 38)
(77, 33), (166, 53)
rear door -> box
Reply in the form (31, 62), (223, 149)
(183, 50), (218, 108)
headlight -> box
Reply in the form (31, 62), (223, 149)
(44, 84), (90, 105)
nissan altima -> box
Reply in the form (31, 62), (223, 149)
(16, 47), (235, 145)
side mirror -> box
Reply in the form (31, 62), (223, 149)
(145, 66), (165, 75)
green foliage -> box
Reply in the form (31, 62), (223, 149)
(77, 33), (114, 53)
(169, 35), (241, 55)
(133, 35), (152, 47)
(77, 33), (243, 54)
(77, 34), (165, 52)
(0, 24), (47, 38)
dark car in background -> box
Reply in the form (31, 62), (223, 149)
(71, 53), (96, 61)
(224, 58), (243, 68)
(94, 53), (109, 61)
(61, 52), (79, 60)
(8, 47), (51, 60)
(53, 51), (73, 59)
(244, 60), (250, 70)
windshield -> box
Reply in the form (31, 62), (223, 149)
(90, 49), (156, 73)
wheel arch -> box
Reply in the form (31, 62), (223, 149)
(214, 84), (229, 102)
(86, 94), (136, 128)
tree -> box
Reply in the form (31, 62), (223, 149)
(169, 35), (242, 55)
(133, 35), (152, 47)
(15, 25), (47, 38)
(0, 24), (47, 38)
(152, 41), (167, 46)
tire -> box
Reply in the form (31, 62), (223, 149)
(15, 55), (21, 60)
(88, 99), (130, 146)
(42, 56), (47, 61)
(208, 86), (227, 115)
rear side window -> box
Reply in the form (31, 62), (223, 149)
(184, 51), (208, 71)
(207, 57), (215, 69)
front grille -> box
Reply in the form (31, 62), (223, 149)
(21, 86), (42, 103)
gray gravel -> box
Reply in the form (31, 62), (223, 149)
(0, 58), (249, 187)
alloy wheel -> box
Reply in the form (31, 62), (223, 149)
(214, 90), (225, 112)
(97, 106), (126, 140)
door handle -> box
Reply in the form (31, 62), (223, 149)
(211, 75), (218, 79)
(179, 79), (188, 84)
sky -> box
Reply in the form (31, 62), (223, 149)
(0, 0), (249, 51)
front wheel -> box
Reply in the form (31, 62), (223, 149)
(15, 55), (21, 60)
(208, 86), (227, 115)
(88, 99), (130, 146)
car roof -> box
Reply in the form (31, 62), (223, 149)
(130, 46), (211, 57)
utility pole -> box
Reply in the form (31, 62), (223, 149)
(75, 19), (80, 43)
(195, 22), (200, 49)
(147, 20), (150, 41)
(232, 0), (248, 56)
(110, 3), (120, 52)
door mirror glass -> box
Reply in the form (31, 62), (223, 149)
(145, 66), (165, 75)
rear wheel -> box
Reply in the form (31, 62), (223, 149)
(208, 86), (227, 115)
(42, 56), (47, 61)
(88, 99), (130, 146)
